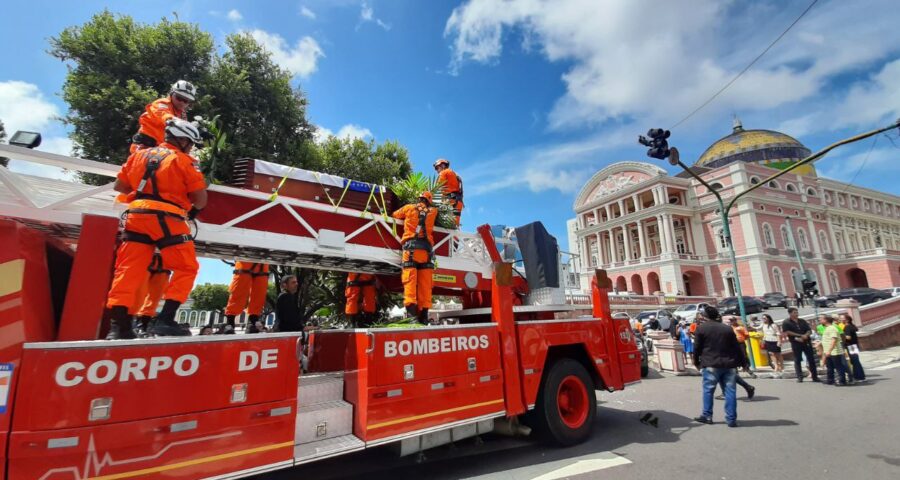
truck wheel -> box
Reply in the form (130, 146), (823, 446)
(641, 364), (649, 378)
(531, 358), (596, 446)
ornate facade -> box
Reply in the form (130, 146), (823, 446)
(568, 120), (900, 297)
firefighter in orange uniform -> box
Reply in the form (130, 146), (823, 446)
(345, 272), (377, 327)
(392, 191), (438, 323)
(224, 262), (270, 334)
(433, 158), (463, 228)
(131, 253), (171, 334)
(130, 80), (197, 153)
(105, 119), (207, 339)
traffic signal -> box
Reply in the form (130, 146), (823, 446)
(801, 279), (818, 297)
(638, 128), (672, 161)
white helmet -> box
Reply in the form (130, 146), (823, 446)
(165, 118), (203, 146)
(170, 80), (197, 102)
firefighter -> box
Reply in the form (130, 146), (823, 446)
(392, 191), (438, 323)
(345, 272), (377, 327)
(131, 253), (171, 335)
(433, 158), (464, 228)
(224, 262), (270, 334)
(105, 118), (207, 339)
(130, 80), (197, 153)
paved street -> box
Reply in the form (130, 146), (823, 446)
(258, 346), (900, 480)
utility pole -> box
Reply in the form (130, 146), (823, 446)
(784, 217), (819, 319)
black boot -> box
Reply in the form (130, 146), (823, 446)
(246, 314), (261, 334)
(135, 315), (153, 336)
(417, 308), (430, 325)
(405, 305), (417, 321)
(106, 306), (136, 340)
(149, 300), (191, 337)
(223, 315), (236, 334)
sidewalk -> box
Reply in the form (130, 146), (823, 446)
(654, 344), (900, 378)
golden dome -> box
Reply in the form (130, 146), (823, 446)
(695, 118), (812, 173)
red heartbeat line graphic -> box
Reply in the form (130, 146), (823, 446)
(39, 430), (242, 480)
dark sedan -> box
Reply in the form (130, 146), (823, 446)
(719, 296), (766, 315)
(762, 292), (788, 308)
(817, 287), (892, 306)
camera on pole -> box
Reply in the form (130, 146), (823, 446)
(638, 128), (675, 164)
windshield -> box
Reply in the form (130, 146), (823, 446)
(675, 305), (696, 312)
(763, 293), (782, 298)
(636, 311), (657, 321)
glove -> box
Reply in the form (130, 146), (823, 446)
(188, 206), (202, 220)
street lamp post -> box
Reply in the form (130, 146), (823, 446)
(638, 119), (900, 369)
(784, 216), (819, 320)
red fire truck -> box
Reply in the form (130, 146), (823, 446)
(0, 146), (641, 479)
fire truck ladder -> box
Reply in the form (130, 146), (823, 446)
(0, 144), (511, 279)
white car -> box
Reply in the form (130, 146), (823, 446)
(672, 303), (712, 323)
(890, 287), (900, 297)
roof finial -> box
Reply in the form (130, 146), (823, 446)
(732, 114), (743, 133)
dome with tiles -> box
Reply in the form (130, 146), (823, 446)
(695, 118), (813, 173)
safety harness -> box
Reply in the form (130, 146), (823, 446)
(233, 263), (269, 277)
(148, 253), (172, 275)
(122, 147), (193, 250)
(445, 174), (464, 217)
(347, 275), (375, 287)
(402, 204), (435, 270)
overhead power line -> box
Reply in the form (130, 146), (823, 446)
(669, 0), (820, 130)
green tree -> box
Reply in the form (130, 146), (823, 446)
(318, 136), (411, 185)
(0, 118), (7, 167)
(49, 12), (317, 184)
(189, 283), (230, 315)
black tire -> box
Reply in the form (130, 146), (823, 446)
(640, 364), (649, 378)
(529, 358), (596, 446)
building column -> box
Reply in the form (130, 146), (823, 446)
(632, 193), (640, 212)
(623, 225), (633, 261)
(637, 219), (647, 259)
(828, 217), (841, 254)
(604, 205), (611, 221)
(807, 218), (822, 255)
(655, 215), (667, 253)
(842, 228), (851, 253)
(617, 199), (625, 217)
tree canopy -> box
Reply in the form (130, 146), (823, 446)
(188, 283), (230, 315)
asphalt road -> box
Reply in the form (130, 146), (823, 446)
(258, 347), (900, 480)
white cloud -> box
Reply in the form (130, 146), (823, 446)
(0, 81), (60, 134)
(299, 6), (316, 19)
(818, 146), (900, 181)
(226, 9), (242, 21)
(445, 0), (900, 130)
(314, 123), (374, 143)
(360, 2), (391, 31)
(831, 59), (900, 130)
(248, 30), (324, 79)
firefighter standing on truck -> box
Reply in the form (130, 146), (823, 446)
(345, 272), (377, 327)
(224, 262), (270, 334)
(131, 253), (171, 335)
(130, 80), (197, 153)
(105, 118), (207, 339)
(392, 191), (438, 323)
(433, 158), (463, 228)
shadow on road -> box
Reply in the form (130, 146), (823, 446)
(732, 419), (798, 427)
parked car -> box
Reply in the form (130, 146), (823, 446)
(889, 287), (900, 297)
(672, 303), (713, 323)
(761, 292), (789, 308)
(814, 293), (840, 308)
(636, 309), (676, 331)
(820, 287), (893, 306)
(719, 296), (766, 315)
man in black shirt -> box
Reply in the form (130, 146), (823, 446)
(274, 275), (304, 332)
(781, 307), (820, 382)
(692, 306), (743, 427)
(840, 314), (866, 381)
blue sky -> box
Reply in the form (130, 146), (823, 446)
(1, 0), (899, 285)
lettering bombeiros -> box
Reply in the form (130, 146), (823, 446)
(383, 335), (490, 358)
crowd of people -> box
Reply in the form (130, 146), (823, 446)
(683, 305), (867, 427)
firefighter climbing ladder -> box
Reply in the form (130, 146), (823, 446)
(0, 144), (510, 281)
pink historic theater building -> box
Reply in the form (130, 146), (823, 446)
(568, 119), (900, 298)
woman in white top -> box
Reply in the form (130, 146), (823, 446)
(760, 314), (784, 377)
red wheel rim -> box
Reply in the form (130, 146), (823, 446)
(557, 375), (589, 429)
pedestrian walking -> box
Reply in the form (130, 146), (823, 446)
(722, 316), (756, 399)
(794, 291), (805, 308)
(819, 315), (848, 386)
(839, 314), (866, 381)
(760, 314), (784, 378)
(693, 306), (744, 427)
(678, 321), (693, 365)
(781, 308), (821, 382)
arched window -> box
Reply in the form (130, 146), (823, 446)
(790, 268), (799, 293)
(749, 176), (760, 185)
(781, 225), (792, 248)
(819, 230), (830, 253)
(179, 311), (187, 322)
(763, 223), (775, 247)
(768, 180), (780, 189)
(709, 182), (724, 191)
(785, 183), (796, 193)
(189, 311), (198, 323)
(829, 270), (840, 293)
(806, 187), (817, 196)
(772, 267), (785, 293)
(797, 228), (809, 251)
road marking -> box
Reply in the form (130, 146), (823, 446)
(462, 451), (630, 480)
(871, 362), (900, 371)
